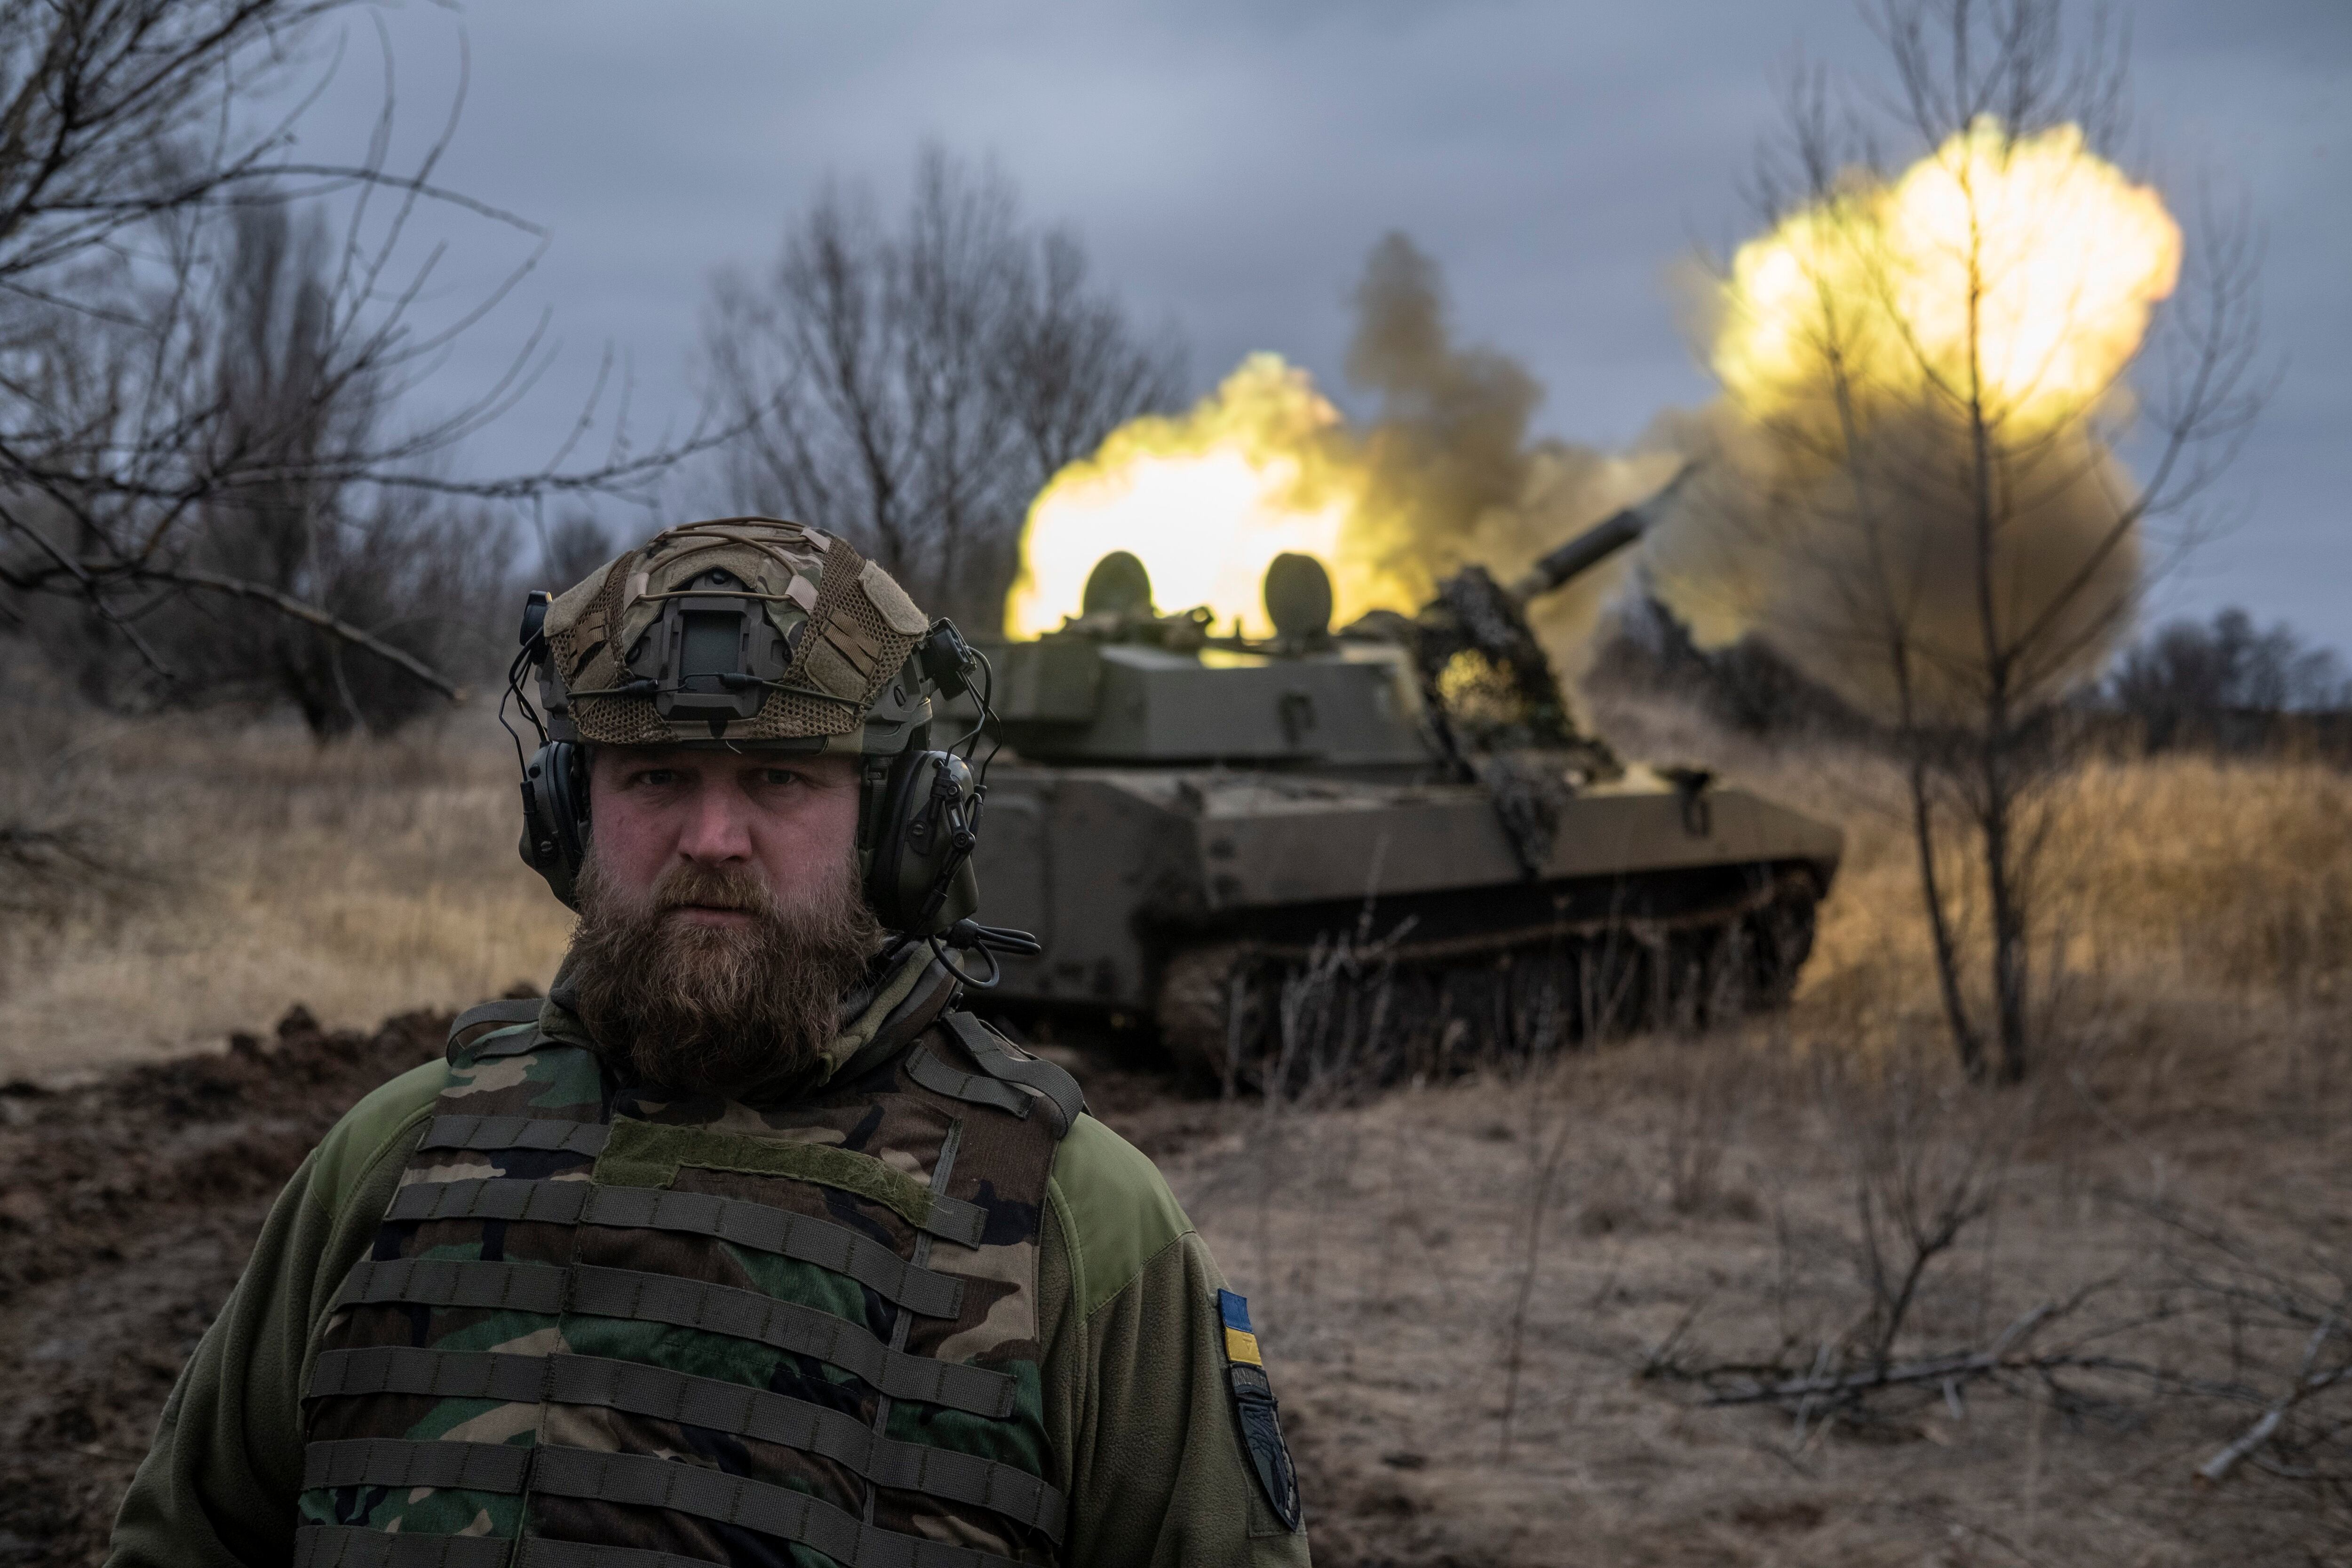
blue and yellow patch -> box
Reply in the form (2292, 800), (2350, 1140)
(1216, 1289), (1302, 1531)
(1219, 1288), (1264, 1366)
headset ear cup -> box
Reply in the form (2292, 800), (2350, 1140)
(519, 741), (590, 910)
(862, 750), (982, 938)
(556, 744), (590, 867)
(863, 749), (923, 931)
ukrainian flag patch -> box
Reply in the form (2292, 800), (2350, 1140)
(1220, 1289), (1264, 1366)
(1216, 1289), (1302, 1531)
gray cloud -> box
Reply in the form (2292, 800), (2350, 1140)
(294, 0), (2350, 645)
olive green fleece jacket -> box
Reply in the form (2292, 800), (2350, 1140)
(105, 1030), (1308, 1566)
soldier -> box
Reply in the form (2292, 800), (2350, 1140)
(107, 519), (1309, 1567)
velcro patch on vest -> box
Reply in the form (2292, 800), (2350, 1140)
(384, 1178), (966, 1318)
(1219, 1289), (1303, 1533)
(591, 1118), (986, 1248)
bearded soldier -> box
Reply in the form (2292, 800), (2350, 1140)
(108, 520), (1309, 1567)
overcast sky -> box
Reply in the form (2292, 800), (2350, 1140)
(298, 0), (2350, 649)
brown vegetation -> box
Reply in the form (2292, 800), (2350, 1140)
(1, 711), (2347, 1565)
(0, 696), (571, 1082)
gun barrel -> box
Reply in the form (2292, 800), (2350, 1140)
(1505, 461), (1700, 604)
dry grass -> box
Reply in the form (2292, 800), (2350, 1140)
(0, 696), (572, 1082)
(7, 687), (2350, 1562)
(1598, 690), (2352, 1049)
(1161, 1008), (2349, 1567)
(1142, 700), (2352, 1564)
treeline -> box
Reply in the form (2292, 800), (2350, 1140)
(1593, 593), (2352, 762)
(0, 4), (1179, 738)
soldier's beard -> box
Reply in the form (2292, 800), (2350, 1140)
(565, 847), (883, 1100)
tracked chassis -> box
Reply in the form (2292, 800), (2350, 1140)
(968, 640), (1840, 1080)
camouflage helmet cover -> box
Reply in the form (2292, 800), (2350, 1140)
(538, 517), (931, 749)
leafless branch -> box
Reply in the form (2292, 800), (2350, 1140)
(0, 2), (722, 720)
(703, 143), (1183, 627)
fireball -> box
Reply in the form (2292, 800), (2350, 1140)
(1713, 119), (2181, 431)
(1004, 354), (1419, 638)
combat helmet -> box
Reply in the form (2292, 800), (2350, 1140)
(509, 517), (998, 943)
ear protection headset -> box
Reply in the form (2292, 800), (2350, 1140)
(503, 589), (1037, 978)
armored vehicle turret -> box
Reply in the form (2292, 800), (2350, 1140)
(969, 468), (1842, 1080)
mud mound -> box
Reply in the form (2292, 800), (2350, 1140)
(0, 1007), (447, 1567)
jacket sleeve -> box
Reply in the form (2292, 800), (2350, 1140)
(1037, 1119), (1311, 1567)
(104, 1077), (437, 1568)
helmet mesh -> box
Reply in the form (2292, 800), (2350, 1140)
(549, 531), (919, 748)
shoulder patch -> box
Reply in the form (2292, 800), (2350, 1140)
(1219, 1290), (1303, 1533)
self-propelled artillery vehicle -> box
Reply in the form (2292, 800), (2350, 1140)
(967, 470), (1843, 1080)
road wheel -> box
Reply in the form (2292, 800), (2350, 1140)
(1154, 942), (1266, 1089)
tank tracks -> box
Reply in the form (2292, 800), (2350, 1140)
(1154, 867), (1821, 1090)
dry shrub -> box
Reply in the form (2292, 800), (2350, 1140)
(2045, 756), (2352, 1001)
(1618, 708), (2352, 1070)
(0, 695), (572, 1081)
(1202, 689), (2352, 1561)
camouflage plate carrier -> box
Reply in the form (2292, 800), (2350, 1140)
(295, 958), (1087, 1568)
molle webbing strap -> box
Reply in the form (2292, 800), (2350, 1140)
(550, 1357), (1063, 1537)
(299, 1357), (1065, 1539)
(309, 1346), (544, 1403)
(330, 1259), (1016, 1418)
(293, 1526), (512, 1568)
(556, 1270), (1017, 1418)
(443, 999), (547, 1063)
(511, 1544), (719, 1568)
(420, 1115), (611, 1158)
(943, 1013), (1086, 1131)
(302, 1438), (532, 1494)
(906, 1046), (1032, 1120)
(384, 1178), (965, 1319)
(418, 1117), (985, 1248)
(335, 1257), (569, 1316)
(594, 1120), (988, 1249)
(529, 1446), (1026, 1568)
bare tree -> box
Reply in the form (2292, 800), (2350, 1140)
(1668, 0), (2264, 1081)
(539, 513), (618, 590)
(704, 145), (1184, 627)
(1000, 231), (1188, 487)
(58, 201), (516, 734)
(0, 0), (350, 286)
(0, 2), (709, 708)
(2104, 606), (2351, 751)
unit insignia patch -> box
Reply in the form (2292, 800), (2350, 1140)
(1218, 1289), (1303, 1532)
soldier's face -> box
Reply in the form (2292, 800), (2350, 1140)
(585, 747), (863, 923)
(569, 745), (879, 1096)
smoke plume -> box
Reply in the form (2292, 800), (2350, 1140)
(1639, 121), (2179, 724)
(1015, 119), (2180, 729)
(1007, 231), (1672, 679)
(1342, 232), (1678, 687)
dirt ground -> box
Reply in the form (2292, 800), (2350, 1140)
(0, 1008), (448, 1563)
(1169, 1025), (2351, 1568)
(3, 996), (2344, 1567)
